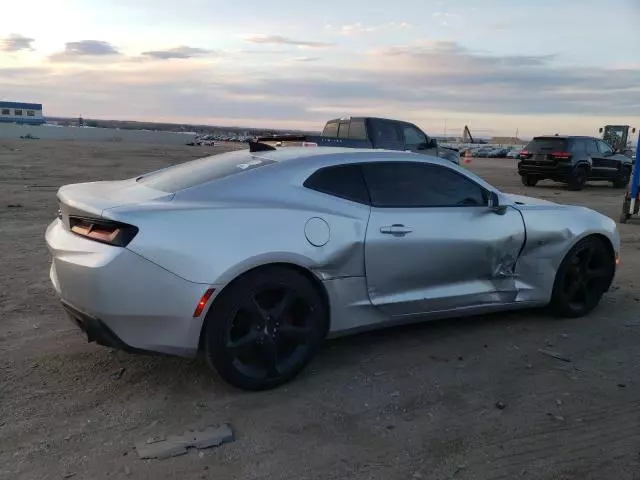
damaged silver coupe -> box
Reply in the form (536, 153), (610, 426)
(45, 147), (620, 390)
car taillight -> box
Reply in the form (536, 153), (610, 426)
(550, 151), (571, 159)
(519, 150), (531, 158)
(69, 216), (138, 247)
(302, 142), (318, 147)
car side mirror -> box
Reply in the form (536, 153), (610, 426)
(599, 127), (603, 133)
(488, 191), (507, 215)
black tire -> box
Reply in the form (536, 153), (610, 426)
(203, 266), (328, 391)
(568, 166), (588, 191)
(548, 236), (615, 318)
(521, 175), (538, 187)
(620, 196), (631, 223)
(613, 166), (631, 189)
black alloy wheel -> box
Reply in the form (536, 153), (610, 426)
(204, 267), (327, 391)
(549, 236), (615, 318)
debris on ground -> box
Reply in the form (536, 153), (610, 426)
(62, 474), (76, 479)
(495, 401), (507, 410)
(7, 204), (22, 208)
(135, 424), (234, 460)
(618, 383), (627, 388)
(547, 413), (565, 422)
(538, 348), (572, 363)
(111, 368), (126, 380)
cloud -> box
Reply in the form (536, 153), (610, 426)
(242, 35), (334, 48)
(431, 11), (462, 27)
(49, 40), (121, 61)
(2, 40), (638, 135)
(141, 46), (215, 60)
(291, 56), (321, 62)
(339, 23), (378, 35)
(325, 21), (413, 35)
(0, 34), (35, 52)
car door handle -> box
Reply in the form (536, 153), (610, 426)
(380, 224), (413, 236)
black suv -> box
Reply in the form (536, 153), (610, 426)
(517, 135), (633, 191)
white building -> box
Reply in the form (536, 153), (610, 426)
(0, 101), (45, 125)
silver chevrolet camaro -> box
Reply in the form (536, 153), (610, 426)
(46, 147), (620, 390)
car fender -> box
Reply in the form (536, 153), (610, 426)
(574, 159), (592, 170)
(511, 203), (619, 303)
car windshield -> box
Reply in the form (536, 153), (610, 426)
(137, 150), (275, 193)
(525, 138), (569, 152)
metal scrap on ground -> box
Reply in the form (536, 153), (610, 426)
(135, 424), (234, 460)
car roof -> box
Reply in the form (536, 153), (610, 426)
(250, 146), (449, 165)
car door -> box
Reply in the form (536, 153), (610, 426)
(367, 118), (405, 151)
(593, 139), (619, 179)
(401, 123), (433, 154)
(362, 161), (526, 317)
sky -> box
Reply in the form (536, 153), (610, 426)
(1, 0), (639, 138)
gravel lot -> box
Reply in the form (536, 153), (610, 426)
(2, 140), (640, 480)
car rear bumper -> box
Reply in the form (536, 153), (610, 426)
(46, 219), (217, 357)
(61, 301), (161, 355)
(518, 161), (573, 179)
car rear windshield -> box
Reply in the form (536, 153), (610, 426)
(524, 137), (569, 153)
(137, 150), (275, 192)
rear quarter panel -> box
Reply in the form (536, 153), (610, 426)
(107, 169), (371, 285)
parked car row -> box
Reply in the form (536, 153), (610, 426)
(460, 146), (522, 158)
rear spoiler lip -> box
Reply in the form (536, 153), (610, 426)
(255, 135), (309, 142)
(248, 141), (277, 153)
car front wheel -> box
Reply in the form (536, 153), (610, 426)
(548, 236), (615, 318)
(521, 175), (538, 187)
(203, 266), (328, 391)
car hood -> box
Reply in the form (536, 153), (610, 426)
(503, 193), (558, 206)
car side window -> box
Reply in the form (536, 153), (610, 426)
(337, 122), (349, 139)
(348, 119), (367, 140)
(585, 139), (599, 154)
(322, 121), (339, 138)
(403, 125), (427, 147)
(369, 119), (403, 143)
(303, 164), (370, 205)
(597, 140), (613, 155)
(361, 162), (488, 208)
(570, 139), (586, 153)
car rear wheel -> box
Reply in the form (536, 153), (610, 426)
(521, 175), (538, 187)
(203, 266), (328, 391)
(568, 166), (588, 191)
(548, 236), (615, 318)
(612, 166), (631, 189)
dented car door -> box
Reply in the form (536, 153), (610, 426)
(362, 161), (526, 316)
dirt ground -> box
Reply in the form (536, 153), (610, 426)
(2, 140), (640, 480)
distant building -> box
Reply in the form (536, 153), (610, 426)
(0, 101), (45, 125)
